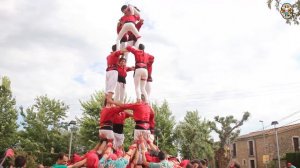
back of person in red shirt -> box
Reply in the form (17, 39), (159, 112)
(114, 57), (135, 103)
(122, 102), (151, 141)
(116, 4), (141, 51)
(105, 45), (124, 107)
(99, 103), (124, 142)
(126, 44), (150, 103)
(112, 111), (133, 149)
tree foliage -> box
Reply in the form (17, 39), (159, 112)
(174, 111), (214, 160)
(267, 0), (300, 24)
(20, 95), (69, 165)
(77, 91), (105, 150)
(152, 101), (177, 156)
(209, 112), (250, 168)
(0, 76), (18, 151)
(210, 112), (250, 149)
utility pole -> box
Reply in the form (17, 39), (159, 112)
(68, 120), (77, 160)
(271, 121), (280, 168)
(260, 120), (268, 168)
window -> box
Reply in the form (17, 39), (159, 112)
(250, 159), (256, 168)
(248, 140), (255, 156)
(232, 143), (237, 158)
(293, 137), (299, 152)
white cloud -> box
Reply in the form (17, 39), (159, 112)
(1, 0), (300, 137)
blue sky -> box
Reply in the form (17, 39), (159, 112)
(1, 0), (300, 137)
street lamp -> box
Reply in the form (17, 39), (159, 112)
(271, 121), (280, 168)
(259, 120), (268, 168)
(68, 120), (77, 160)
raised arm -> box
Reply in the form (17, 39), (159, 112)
(126, 66), (135, 72)
(140, 139), (150, 167)
(114, 50), (123, 57)
(132, 148), (140, 165)
(126, 46), (138, 55)
(124, 110), (133, 118)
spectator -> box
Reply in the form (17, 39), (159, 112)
(15, 156), (26, 168)
(287, 162), (297, 168)
(191, 159), (201, 168)
(203, 159), (209, 168)
(141, 139), (173, 168)
(52, 153), (68, 168)
(37, 164), (44, 168)
(229, 160), (240, 168)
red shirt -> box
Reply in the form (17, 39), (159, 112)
(126, 46), (149, 66)
(123, 103), (151, 122)
(147, 55), (154, 81)
(99, 107), (123, 127)
(145, 152), (160, 163)
(84, 150), (99, 168)
(117, 18), (142, 33)
(106, 51), (122, 71)
(117, 66), (134, 77)
(113, 112), (131, 125)
(149, 108), (155, 130)
(120, 15), (138, 24)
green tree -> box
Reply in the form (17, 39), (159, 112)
(152, 101), (177, 156)
(78, 91), (136, 150)
(209, 112), (250, 168)
(267, 0), (300, 24)
(77, 91), (105, 150)
(0, 76), (18, 151)
(174, 111), (214, 160)
(20, 95), (69, 165)
(123, 117), (135, 149)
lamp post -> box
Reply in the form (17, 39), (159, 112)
(259, 120), (268, 168)
(68, 120), (77, 160)
(271, 121), (280, 168)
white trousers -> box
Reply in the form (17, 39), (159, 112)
(113, 133), (125, 149)
(134, 129), (151, 141)
(145, 81), (152, 100)
(134, 68), (148, 102)
(99, 129), (115, 140)
(116, 22), (141, 50)
(115, 82), (126, 103)
(105, 70), (118, 94)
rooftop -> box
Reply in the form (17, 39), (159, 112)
(236, 122), (300, 140)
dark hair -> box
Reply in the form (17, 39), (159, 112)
(121, 5), (127, 12)
(99, 137), (107, 143)
(158, 151), (166, 161)
(138, 44), (145, 50)
(200, 160), (207, 166)
(191, 159), (201, 167)
(119, 57), (126, 62)
(234, 162), (241, 168)
(15, 156), (26, 167)
(112, 44), (117, 52)
(134, 6), (140, 12)
(57, 152), (67, 160)
(186, 163), (194, 168)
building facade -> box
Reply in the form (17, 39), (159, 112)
(231, 123), (300, 168)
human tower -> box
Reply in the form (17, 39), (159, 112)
(100, 3), (155, 152)
(67, 4), (170, 168)
(100, 3), (155, 148)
